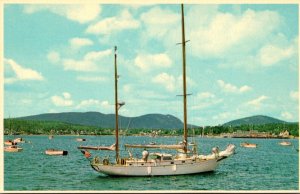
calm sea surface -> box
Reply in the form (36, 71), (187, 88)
(4, 135), (299, 191)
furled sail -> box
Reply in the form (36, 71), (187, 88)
(124, 144), (184, 150)
(78, 144), (116, 151)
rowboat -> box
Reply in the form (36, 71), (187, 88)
(240, 142), (257, 148)
(45, 149), (68, 156)
(13, 137), (25, 143)
(76, 138), (86, 142)
(279, 141), (291, 146)
(4, 145), (23, 152)
(5, 140), (17, 146)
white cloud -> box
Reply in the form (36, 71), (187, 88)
(281, 111), (293, 120)
(69, 37), (93, 50)
(62, 92), (71, 99)
(196, 92), (215, 99)
(47, 51), (60, 63)
(76, 99), (111, 112)
(4, 78), (18, 84)
(84, 49), (112, 61)
(259, 43), (296, 66)
(76, 99), (101, 109)
(246, 95), (268, 109)
(189, 9), (281, 57)
(218, 35), (297, 70)
(77, 76), (107, 82)
(62, 49), (112, 72)
(134, 53), (172, 72)
(217, 80), (251, 93)
(177, 75), (196, 88)
(101, 100), (111, 108)
(290, 91), (299, 101)
(125, 4), (154, 10)
(152, 72), (176, 92)
(4, 58), (44, 83)
(212, 112), (232, 121)
(62, 59), (97, 72)
(191, 92), (223, 110)
(86, 9), (139, 35)
(239, 85), (252, 93)
(140, 6), (180, 39)
(123, 84), (133, 93)
(23, 5), (101, 24)
(51, 92), (73, 107)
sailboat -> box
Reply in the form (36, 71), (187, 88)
(78, 4), (218, 176)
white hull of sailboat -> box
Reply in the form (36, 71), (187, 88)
(91, 159), (217, 176)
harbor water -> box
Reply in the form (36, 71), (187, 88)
(4, 135), (299, 191)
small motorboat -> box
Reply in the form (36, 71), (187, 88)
(4, 145), (23, 152)
(45, 149), (68, 156)
(76, 138), (86, 142)
(279, 141), (292, 146)
(4, 140), (17, 146)
(218, 144), (236, 161)
(13, 137), (25, 143)
(240, 142), (257, 148)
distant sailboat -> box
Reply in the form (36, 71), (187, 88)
(78, 4), (220, 176)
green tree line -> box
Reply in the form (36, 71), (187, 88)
(3, 119), (299, 137)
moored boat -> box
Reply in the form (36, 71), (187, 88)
(4, 140), (17, 146)
(13, 137), (25, 143)
(279, 141), (291, 146)
(76, 138), (86, 142)
(78, 4), (221, 177)
(4, 145), (23, 152)
(240, 142), (257, 148)
(45, 149), (68, 156)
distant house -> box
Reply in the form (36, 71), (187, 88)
(279, 130), (289, 138)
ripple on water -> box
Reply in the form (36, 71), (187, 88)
(4, 136), (299, 191)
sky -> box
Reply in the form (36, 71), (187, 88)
(3, 3), (299, 126)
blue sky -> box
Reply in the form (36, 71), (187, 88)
(3, 3), (299, 126)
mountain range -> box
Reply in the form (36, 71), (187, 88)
(16, 112), (184, 129)
(15, 112), (293, 129)
(222, 115), (288, 127)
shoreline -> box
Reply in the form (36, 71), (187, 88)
(4, 134), (298, 139)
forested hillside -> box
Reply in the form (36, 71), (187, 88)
(4, 118), (298, 137)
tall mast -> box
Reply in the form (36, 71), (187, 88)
(181, 4), (188, 154)
(114, 46), (119, 163)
